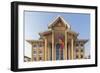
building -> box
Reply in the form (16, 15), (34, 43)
(26, 16), (88, 61)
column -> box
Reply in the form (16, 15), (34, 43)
(42, 42), (44, 61)
(79, 43), (81, 59)
(31, 42), (34, 61)
(68, 45), (71, 60)
(52, 30), (55, 60)
(64, 30), (67, 60)
(44, 38), (47, 61)
(71, 39), (74, 59)
(48, 45), (50, 60)
(83, 44), (85, 59)
(37, 43), (38, 61)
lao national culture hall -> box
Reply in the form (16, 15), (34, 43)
(26, 16), (88, 62)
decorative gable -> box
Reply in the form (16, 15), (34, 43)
(48, 16), (71, 30)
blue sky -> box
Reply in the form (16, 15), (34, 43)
(24, 11), (90, 57)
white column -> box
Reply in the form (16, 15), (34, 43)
(71, 39), (74, 59)
(44, 38), (47, 61)
(31, 43), (34, 61)
(48, 45), (50, 60)
(68, 45), (71, 60)
(83, 44), (85, 59)
(64, 30), (67, 60)
(52, 30), (55, 60)
(37, 43), (39, 61)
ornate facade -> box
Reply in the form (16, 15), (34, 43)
(26, 16), (88, 61)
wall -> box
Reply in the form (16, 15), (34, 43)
(0, 0), (99, 73)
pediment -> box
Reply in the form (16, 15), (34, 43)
(48, 16), (70, 30)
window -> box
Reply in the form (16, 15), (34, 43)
(33, 45), (37, 47)
(80, 55), (83, 58)
(34, 57), (36, 61)
(39, 45), (43, 50)
(76, 44), (79, 46)
(39, 50), (42, 54)
(76, 49), (78, 52)
(33, 45), (37, 49)
(81, 49), (83, 52)
(33, 51), (36, 54)
(80, 44), (83, 46)
(39, 45), (42, 47)
(40, 50), (42, 53)
(76, 55), (79, 59)
(39, 57), (42, 60)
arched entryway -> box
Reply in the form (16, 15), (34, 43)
(56, 43), (60, 60)
(55, 33), (65, 60)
